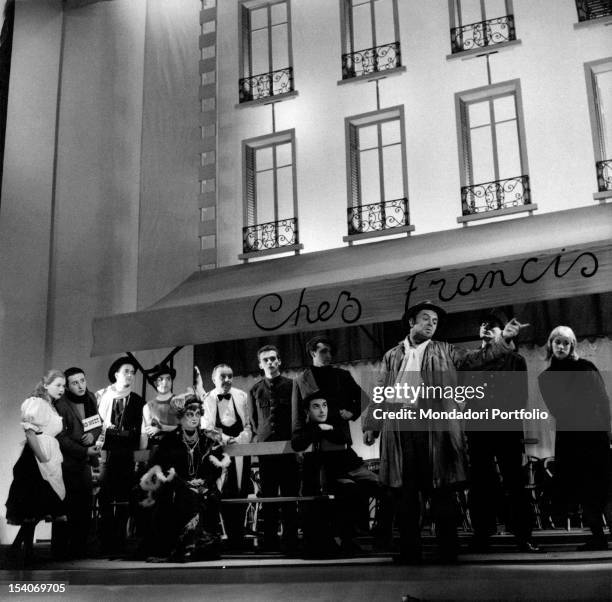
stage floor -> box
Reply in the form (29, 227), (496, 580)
(1, 544), (612, 601)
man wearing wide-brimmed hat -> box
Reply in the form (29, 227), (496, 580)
(95, 356), (145, 556)
(363, 300), (522, 564)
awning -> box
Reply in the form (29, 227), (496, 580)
(91, 204), (612, 356)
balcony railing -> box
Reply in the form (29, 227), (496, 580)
(596, 159), (612, 192)
(239, 67), (293, 103)
(347, 198), (409, 235)
(461, 175), (531, 216)
(342, 42), (401, 80)
(575, 0), (612, 21)
(450, 15), (515, 54)
(243, 218), (298, 253)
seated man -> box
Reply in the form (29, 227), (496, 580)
(135, 396), (229, 562)
(292, 394), (379, 556)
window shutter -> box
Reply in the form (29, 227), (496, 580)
(245, 145), (257, 225)
(241, 4), (252, 78)
(349, 123), (361, 207)
(459, 101), (473, 186)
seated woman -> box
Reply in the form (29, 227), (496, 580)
(136, 395), (230, 562)
(6, 370), (67, 564)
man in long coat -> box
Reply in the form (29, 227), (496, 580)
(364, 301), (521, 563)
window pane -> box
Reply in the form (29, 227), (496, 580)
(276, 165), (293, 220)
(496, 120), (522, 179)
(468, 100), (491, 128)
(359, 125), (378, 150)
(382, 145), (404, 200)
(271, 1), (287, 25)
(352, 2), (373, 50)
(493, 94), (516, 123)
(271, 23), (288, 71)
(484, 0), (508, 20)
(257, 147), (273, 171)
(360, 148), (381, 204)
(458, 0), (483, 25)
(250, 7), (268, 30)
(470, 125), (495, 184)
(276, 142), (293, 167)
(595, 69), (612, 158)
(374, 0), (395, 45)
(381, 119), (401, 146)
(256, 170), (275, 223)
(251, 28), (270, 74)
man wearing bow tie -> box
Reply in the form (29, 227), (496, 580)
(201, 364), (252, 549)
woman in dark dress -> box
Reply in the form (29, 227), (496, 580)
(538, 325), (611, 551)
(6, 369), (67, 563)
(136, 395), (229, 562)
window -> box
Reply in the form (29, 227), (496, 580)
(340, 0), (401, 80)
(242, 130), (299, 254)
(575, 0), (612, 22)
(345, 107), (411, 238)
(239, 0), (293, 103)
(456, 80), (532, 218)
(585, 59), (612, 197)
(449, 0), (516, 55)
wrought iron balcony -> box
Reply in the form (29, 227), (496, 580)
(239, 67), (293, 103)
(450, 15), (515, 54)
(575, 0), (612, 21)
(243, 218), (298, 253)
(342, 42), (401, 80)
(461, 175), (531, 216)
(596, 159), (612, 192)
(347, 198), (409, 235)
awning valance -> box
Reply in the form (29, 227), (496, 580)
(91, 204), (612, 356)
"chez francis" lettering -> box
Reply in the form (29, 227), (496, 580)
(405, 249), (598, 308)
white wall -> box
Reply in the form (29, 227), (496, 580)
(0, 0), (201, 543)
(215, 0), (612, 266)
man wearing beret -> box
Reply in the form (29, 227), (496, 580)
(363, 301), (521, 564)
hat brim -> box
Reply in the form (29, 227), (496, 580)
(404, 301), (447, 322)
(107, 356), (137, 383)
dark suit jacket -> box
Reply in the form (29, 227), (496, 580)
(291, 366), (363, 445)
(55, 391), (102, 473)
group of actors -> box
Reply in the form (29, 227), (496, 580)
(5, 299), (612, 565)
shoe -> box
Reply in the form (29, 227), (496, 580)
(577, 537), (608, 552)
(517, 540), (542, 553)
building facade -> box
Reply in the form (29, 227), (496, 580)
(0, 0), (611, 543)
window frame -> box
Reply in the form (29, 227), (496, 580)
(241, 129), (301, 257)
(455, 79), (536, 222)
(238, 0), (295, 104)
(343, 106), (414, 241)
(585, 58), (612, 200)
(447, 0), (519, 58)
(338, 0), (403, 82)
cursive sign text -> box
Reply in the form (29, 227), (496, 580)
(252, 288), (362, 332)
